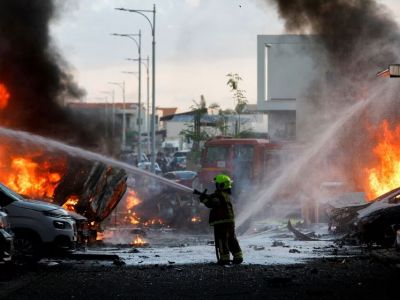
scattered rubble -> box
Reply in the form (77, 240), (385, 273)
(289, 249), (301, 254)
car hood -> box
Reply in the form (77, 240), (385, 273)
(10, 199), (68, 213)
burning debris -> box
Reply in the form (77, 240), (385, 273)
(131, 235), (148, 247)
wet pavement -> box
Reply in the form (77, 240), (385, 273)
(2, 224), (399, 299)
(1, 255), (400, 299)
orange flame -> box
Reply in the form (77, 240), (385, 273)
(131, 234), (147, 246)
(0, 83), (10, 110)
(2, 156), (64, 199)
(364, 120), (400, 200)
(63, 195), (79, 211)
(143, 218), (163, 226)
(124, 189), (142, 225)
(126, 190), (141, 210)
(191, 216), (201, 223)
(96, 230), (114, 241)
(0, 141), (67, 201)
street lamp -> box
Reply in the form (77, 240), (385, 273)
(111, 32), (143, 162)
(127, 56), (150, 155)
(108, 81), (126, 150)
(116, 4), (157, 172)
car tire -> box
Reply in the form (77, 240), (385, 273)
(13, 233), (42, 263)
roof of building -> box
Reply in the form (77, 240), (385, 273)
(156, 107), (177, 118)
(67, 102), (143, 110)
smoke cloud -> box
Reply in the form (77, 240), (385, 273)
(268, 0), (400, 188)
(237, 0), (400, 227)
(0, 0), (103, 147)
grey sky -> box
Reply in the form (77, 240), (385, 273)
(51, 0), (400, 111)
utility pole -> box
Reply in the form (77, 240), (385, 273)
(116, 4), (157, 172)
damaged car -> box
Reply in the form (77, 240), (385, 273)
(0, 207), (13, 264)
(0, 182), (77, 262)
(327, 187), (400, 247)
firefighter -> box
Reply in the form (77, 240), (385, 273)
(196, 174), (243, 265)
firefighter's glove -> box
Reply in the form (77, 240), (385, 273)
(199, 194), (207, 202)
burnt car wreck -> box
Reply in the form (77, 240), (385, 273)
(289, 187), (400, 249)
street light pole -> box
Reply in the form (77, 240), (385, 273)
(111, 32), (143, 162)
(126, 56), (150, 155)
(116, 4), (156, 172)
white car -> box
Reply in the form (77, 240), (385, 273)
(137, 162), (162, 175)
(0, 182), (77, 261)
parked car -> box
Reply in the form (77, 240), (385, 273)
(163, 171), (197, 188)
(0, 182), (77, 261)
(168, 156), (187, 171)
(138, 162), (162, 175)
(0, 208), (13, 264)
(120, 151), (148, 165)
(173, 150), (190, 158)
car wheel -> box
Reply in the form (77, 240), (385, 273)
(14, 234), (41, 263)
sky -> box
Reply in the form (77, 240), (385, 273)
(51, 0), (400, 112)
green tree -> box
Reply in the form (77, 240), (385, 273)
(226, 73), (248, 135)
(180, 95), (218, 151)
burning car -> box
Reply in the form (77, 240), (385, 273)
(327, 186), (400, 247)
(0, 138), (128, 242)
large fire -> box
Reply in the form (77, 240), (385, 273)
(124, 189), (142, 225)
(0, 83), (10, 110)
(0, 146), (67, 200)
(364, 120), (400, 200)
(119, 189), (166, 227)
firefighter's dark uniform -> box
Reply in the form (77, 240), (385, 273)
(200, 190), (243, 264)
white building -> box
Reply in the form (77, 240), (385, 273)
(257, 35), (320, 141)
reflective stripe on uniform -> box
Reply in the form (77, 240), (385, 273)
(233, 251), (243, 259)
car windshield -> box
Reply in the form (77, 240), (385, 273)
(0, 182), (23, 206)
(176, 172), (196, 180)
(205, 146), (229, 163)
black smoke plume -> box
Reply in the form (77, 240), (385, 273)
(0, 0), (102, 147)
(265, 0), (400, 193)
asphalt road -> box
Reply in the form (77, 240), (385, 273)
(1, 255), (399, 300)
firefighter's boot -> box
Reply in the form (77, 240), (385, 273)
(218, 253), (230, 265)
(232, 252), (243, 264)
